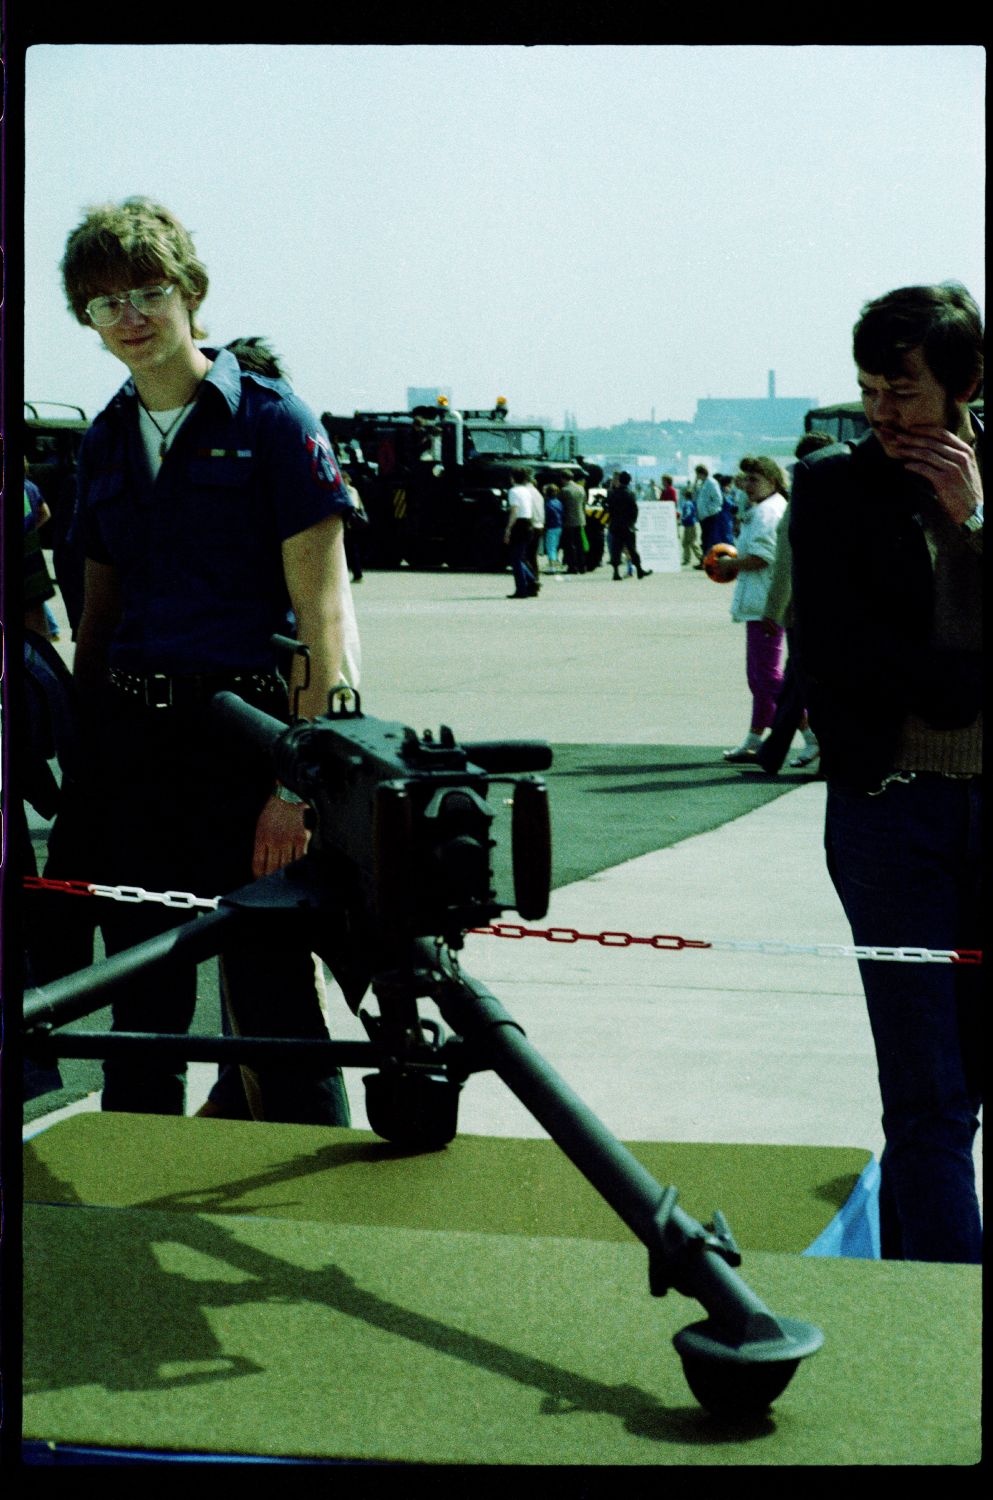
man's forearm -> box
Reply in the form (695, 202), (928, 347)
(287, 603), (347, 720)
(280, 515), (353, 721)
(73, 560), (122, 700)
(72, 621), (113, 700)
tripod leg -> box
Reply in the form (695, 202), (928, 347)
(416, 940), (823, 1417)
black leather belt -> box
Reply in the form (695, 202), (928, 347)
(107, 668), (284, 711)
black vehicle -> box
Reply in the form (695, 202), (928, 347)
(322, 399), (589, 571)
(803, 401), (869, 445)
(25, 402), (92, 630)
(24, 401), (90, 530)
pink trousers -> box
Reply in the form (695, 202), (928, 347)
(745, 620), (786, 731)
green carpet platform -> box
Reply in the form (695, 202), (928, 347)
(23, 1115), (876, 1253)
(22, 1116), (978, 1465)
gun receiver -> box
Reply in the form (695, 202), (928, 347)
(210, 690), (552, 960)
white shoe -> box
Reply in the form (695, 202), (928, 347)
(789, 745), (820, 768)
(723, 743), (760, 764)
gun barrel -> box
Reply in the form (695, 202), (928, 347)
(463, 741), (552, 773)
(210, 690), (287, 756)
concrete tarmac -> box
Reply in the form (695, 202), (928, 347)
(25, 561), (981, 1206)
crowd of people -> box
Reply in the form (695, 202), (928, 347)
(502, 443), (833, 784)
(503, 467), (654, 594)
(19, 197), (982, 1267)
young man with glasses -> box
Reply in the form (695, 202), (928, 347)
(790, 282), (983, 1264)
(43, 196), (359, 1121)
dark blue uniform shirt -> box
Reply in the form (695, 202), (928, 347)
(77, 347), (354, 673)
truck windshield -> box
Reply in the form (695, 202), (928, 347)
(467, 426), (546, 457)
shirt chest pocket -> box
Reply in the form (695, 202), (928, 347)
(176, 457), (268, 551)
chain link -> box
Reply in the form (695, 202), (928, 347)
(24, 876), (221, 911)
(23, 880), (981, 963)
(470, 922), (981, 966)
(91, 884), (222, 911)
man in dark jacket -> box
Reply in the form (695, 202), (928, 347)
(604, 471), (651, 581)
(790, 282), (983, 1264)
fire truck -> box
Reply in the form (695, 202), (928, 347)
(321, 397), (591, 570)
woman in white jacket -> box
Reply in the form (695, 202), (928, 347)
(713, 456), (790, 763)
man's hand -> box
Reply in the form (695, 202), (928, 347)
(253, 796), (310, 877)
(889, 426), (983, 525)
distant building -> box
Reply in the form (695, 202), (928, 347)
(693, 396), (815, 437)
(692, 370), (816, 437)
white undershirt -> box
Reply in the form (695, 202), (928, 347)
(138, 400), (195, 473)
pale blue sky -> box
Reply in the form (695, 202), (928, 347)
(24, 43), (985, 429)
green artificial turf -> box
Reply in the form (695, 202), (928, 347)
(543, 743), (806, 889)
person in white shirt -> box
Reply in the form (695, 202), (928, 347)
(504, 466), (540, 597)
(709, 456), (790, 762)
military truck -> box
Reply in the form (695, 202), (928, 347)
(804, 396), (984, 446)
(321, 398), (590, 570)
(803, 401), (870, 445)
(24, 402), (92, 630)
(24, 401), (90, 515)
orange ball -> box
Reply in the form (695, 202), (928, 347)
(704, 543), (738, 582)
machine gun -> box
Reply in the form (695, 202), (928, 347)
(23, 676), (823, 1419)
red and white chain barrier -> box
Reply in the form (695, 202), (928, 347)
(468, 921), (982, 966)
(24, 876), (221, 911)
(23, 878), (981, 965)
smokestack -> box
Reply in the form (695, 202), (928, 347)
(768, 370), (776, 400)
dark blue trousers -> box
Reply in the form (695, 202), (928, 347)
(508, 519), (537, 596)
(45, 683), (350, 1124)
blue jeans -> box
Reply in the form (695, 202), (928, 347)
(825, 775), (982, 1262)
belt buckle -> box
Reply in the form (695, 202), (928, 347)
(147, 673), (173, 709)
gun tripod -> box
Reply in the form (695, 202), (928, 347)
(24, 865), (823, 1421)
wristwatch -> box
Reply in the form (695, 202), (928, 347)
(961, 501), (983, 534)
(273, 783), (304, 805)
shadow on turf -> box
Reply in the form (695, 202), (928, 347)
(540, 745), (812, 889)
(23, 1201), (775, 1449)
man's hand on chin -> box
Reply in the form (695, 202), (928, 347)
(888, 425), (982, 526)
